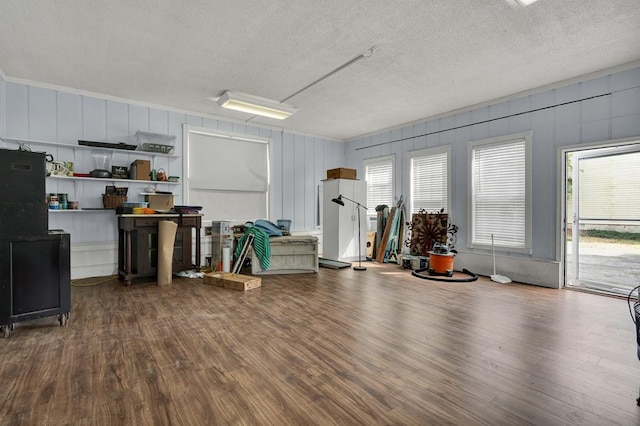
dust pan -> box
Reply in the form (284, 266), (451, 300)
(491, 234), (511, 284)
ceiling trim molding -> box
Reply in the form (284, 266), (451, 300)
(345, 59), (640, 143)
(1, 75), (343, 143)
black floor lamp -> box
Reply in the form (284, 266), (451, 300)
(331, 194), (368, 271)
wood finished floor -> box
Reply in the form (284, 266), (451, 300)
(1, 263), (639, 425)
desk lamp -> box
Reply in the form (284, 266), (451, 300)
(331, 194), (368, 271)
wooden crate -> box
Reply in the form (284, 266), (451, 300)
(203, 272), (261, 291)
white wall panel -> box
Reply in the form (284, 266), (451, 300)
(314, 138), (324, 226)
(582, 95), (611, 123)
(612, 67), (640, 91)
(128, 104), (149, 135)
(5, 83), (28, 138)
(581, 119), (611, 144)
(488, 102), (510, 137)
(554, 104), (581, 146)
(28, 86), (56, 141)
(106, 101), (128, 141)
(612, 86), (640, 118)
(56, 92), (82, 143)
(149, 108), (169, 135)
(508, 97), (531, 134)
(471, 109), (490, 141)
(217, 120), (232, 132)
(554, 83), (581, 104)
(530, 90), (554, 116)
(270, 129), (283, 221)
(426, 120), (441, 148)
(304, 136), (315, 229)
(202, 117), (218, 130)
(0, 77), (5, 137)
(293, 134), (306, 228)
(412, 122), (427, 151)
(82, 97), (107, 141)
(281, 132), (295, 224)
(580, 75), (609, 98)
(612, 113), (640, 139)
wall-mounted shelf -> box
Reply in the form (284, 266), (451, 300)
(48, 175), (179, 185)
(0, 137), (179, 159)
(2, 136), (183, 216)
(48, 209), (117, 213)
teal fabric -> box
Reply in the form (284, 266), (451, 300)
(235, 227), (271, 270)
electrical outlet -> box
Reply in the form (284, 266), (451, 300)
(204, 226), (212, 236)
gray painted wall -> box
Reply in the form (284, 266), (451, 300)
(344, 67), (640, 285)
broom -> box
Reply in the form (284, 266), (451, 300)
(491, 234), (511, 283)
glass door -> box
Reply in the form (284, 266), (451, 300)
(566, 144), (640, 296)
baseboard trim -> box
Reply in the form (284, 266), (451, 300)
(454, 250), (562, 289)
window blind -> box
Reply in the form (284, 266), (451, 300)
(365, 158), (394, 216)
(411, 151), (448, 214)
(471, 138), (525, 247)
(185, 128), (269, 222)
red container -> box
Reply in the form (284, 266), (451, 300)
(428, 252), (455, 274)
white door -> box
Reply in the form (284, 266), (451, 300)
(566, 143), (640, 295)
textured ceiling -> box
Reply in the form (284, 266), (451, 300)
(1, 0), (639, 140)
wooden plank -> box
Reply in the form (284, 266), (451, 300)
(375, 207), (396, 263)
(203, 272), (261, 291)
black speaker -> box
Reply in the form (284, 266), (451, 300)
(0, 149), (48, 238)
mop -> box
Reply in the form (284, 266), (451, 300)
(491, 234), (511, 283)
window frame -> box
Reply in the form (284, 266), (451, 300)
(408, 145), (451, 216)
(467, 132), (532, 253)
(363, 155), (395, 217)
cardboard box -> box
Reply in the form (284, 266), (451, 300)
(203, 272), (261, 291)
(145, 194), (174, 211)
(131, 159), (151, 180)
(327, 167), (357, 180)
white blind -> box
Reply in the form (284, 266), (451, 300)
(365, 158), (394, 216)
(411, 151), (448, 214)
(471, 138), (525, 247)
(189, 132), (268, 191)
(185, 128), (269, 222)
(578, 152), (640, 220)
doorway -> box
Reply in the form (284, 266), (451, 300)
(564, 142), (640, 296)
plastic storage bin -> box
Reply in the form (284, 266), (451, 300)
(136, 131), (176, 154)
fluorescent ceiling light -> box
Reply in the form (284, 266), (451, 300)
(506, 0), (540, 7)
(217, 91), (297, 120)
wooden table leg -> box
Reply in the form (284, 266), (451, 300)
(195, 225), (201, 272)
(125, 230), (132, 284)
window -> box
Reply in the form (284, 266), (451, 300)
(468, 132), (531, 252)
(184, 125), (269, 222)
(409, 146), (450, 214)
(364, 156), (394, 216)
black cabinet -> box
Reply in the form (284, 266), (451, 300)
(0, 232), (71, 336)
(0, 149), (70, 337)
(0, 149), (48, 239)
